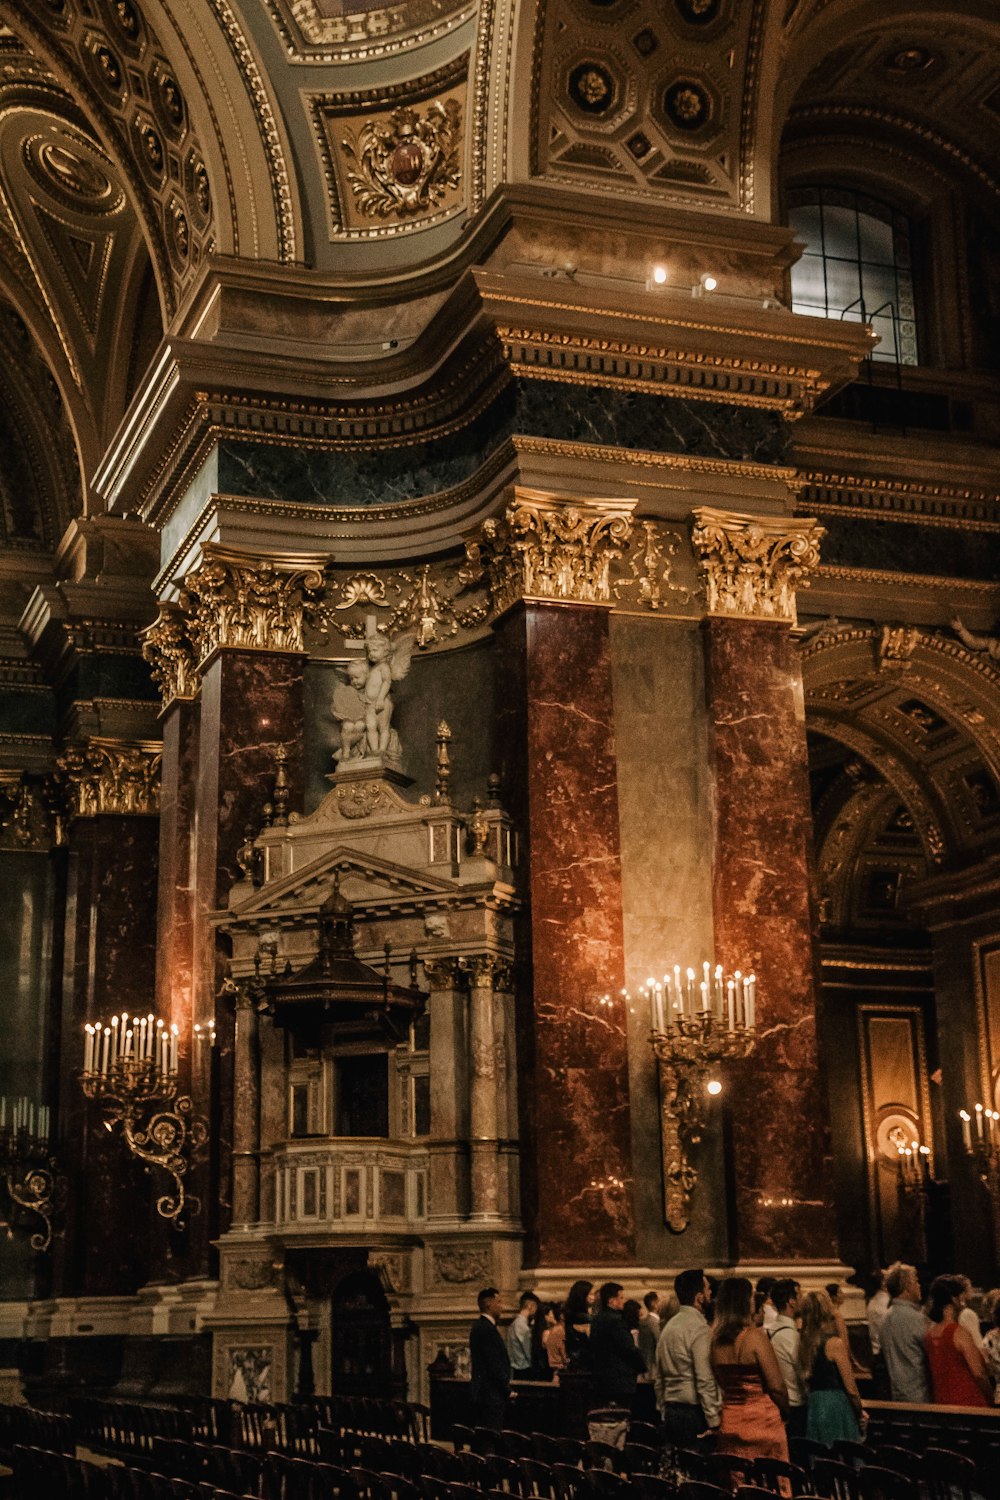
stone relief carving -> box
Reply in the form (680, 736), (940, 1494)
(432, 1246), (491, 1284)
(343, 100), (462, 219)
(226, 1256), (277, 1292)
(369, 1250), (409, 1292)
(951, 617), (1000, 662)
(876, 624), (921, 672)
(690, 507), (824, 624)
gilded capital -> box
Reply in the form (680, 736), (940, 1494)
(690, 507), (824, 625)
(141, 603), (198, 708)
(56, 739), (162, 818)
(464, 493), (635, 617)
(180, 545), (329, 661)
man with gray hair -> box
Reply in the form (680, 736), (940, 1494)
(880, 1262), (930, 1403)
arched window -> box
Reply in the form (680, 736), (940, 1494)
(787, 187), (918, 366)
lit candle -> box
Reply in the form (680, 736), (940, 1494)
(111, 1014), (118, 1057)
(734, 971), (743, 1027)
(746, 974), (756, 1030)
(84, 1024), (93, 1073)
(124, 1028), (133, 1059)
(169, 1025), (178, 1075)
(727, 979), (735, 1033)
(654, 983), (665, 1034)
(686, 968), (695, 1013)
(673, 965), (682, 1011)
(714, 964), (724, 1015)
(700, 980), (709, 1015)
(702, 961), (711, 995)
(101, 1027), (110, 1075)
(146, 1014), (155, 1059)
(976, 1103), (984, 1140)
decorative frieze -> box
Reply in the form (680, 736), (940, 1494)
(56, 739), (162, 818)
(463, 494), (636, 617)
(691, 506), (824, 624)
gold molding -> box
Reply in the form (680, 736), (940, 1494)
(56, 739), (162, 818)
(691, 506), (824, 624)
(972, 934), (1000, 1108)
(462, 491), (636, 617)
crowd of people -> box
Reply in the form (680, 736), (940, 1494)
(468, 1266), (1000, 1460)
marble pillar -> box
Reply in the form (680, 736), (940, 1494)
(468, 965), (500, 1219)
(58, 810), (160, 1295)
(231, 989), (261, 1228)
(427, 967), (469, 1221)
(494, 602), (634, 1266)
(189, 648), (305, 1267)
(693, 508), (835, 1263)
(155, 699), (198, 1049)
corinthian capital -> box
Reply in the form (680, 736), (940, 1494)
(56, 739), (162, 817)
(141, 603), (198, 708)
(690, 508), (824, 625)
(180, 546), (329, 661)
(464, 492), (635, 617)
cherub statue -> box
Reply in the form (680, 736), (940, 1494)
(362, 617), (415, 760)
(331, 658), (369, 762)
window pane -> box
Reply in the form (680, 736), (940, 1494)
(824, 258), (862, 314)
(789, 204), (822, 249)
(858, 213), (894, 265)
(335, 1054), (389, 1137)
(792, 253), (827, 309)
(819, 203), (858, 259)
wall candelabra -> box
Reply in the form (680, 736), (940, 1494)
(625, 962), (757, 1233)
(959, 1101), (1000, 1249)
(80, 1013), (207, 1228)
(0, 1098), (57, 1252)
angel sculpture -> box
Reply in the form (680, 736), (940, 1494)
(363, 621), (416, 760)
(330, 658), (369, 763)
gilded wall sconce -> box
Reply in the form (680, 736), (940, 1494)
(0, 1098), (58, 1252)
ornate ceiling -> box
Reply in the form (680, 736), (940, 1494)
(0, 0), (996, 576)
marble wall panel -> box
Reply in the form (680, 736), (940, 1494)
(494, 604), (634, 1266)
(610, 615), (727, 1264)
(703, 617), (837, 1263)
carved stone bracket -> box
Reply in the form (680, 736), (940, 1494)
(56, 739), (162, 818)
(180, 545), (329, 662)
(690, 507), (825, 625)
(463, 493), (636, 617)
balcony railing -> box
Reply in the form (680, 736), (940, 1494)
(273, 1138), (428, 1232)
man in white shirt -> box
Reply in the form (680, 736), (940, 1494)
(959, 1277), (984, 1351)
(506, 1290), (538, 1376)
(638, 1291), (661, 1376)
(768, 1278), (806, 1437)
(654, 1268), (721, 1447)
(867, 1271), (890, 1357)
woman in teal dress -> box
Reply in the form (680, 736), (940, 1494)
(798, 1290), (865, 1445)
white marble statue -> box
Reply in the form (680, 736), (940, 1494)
(331, 616), (416, 765)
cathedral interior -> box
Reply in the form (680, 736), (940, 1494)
(0, 0), (999, 1409)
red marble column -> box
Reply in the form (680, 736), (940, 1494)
(494, 603), (634, 1267)
(185, 649), (305, 1271)
(57, 813), (160, 1296)
(703, 616), (837, 1262)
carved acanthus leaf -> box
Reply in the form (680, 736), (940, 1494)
(56, 739), (162, 817)
(180, 547), (329, 660)
(690, 508), (824, 624)
(141, 604), (198, 706)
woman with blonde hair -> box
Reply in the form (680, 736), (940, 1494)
(799, 1290), (864, 1445)
(709, 1276), (789, 1461)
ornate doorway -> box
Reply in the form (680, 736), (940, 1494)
(330, 1270), (392, 1398)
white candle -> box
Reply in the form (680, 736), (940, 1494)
(170, 1025), (178, 1074)
(727, 979), (735, 1032)
(101, 1027), (110, 1075)
(702, 961), (711, 994)
(746, 974), (756, 1030)
(686, 968), (695, 1013)
(734, 971), (743, 1027)
(960, 1110), (972, 1151)
(654, 983), (665, 1034)
(664, 973), (673, 1013)
(714, 965), (724, 1015)
(700, 980), (709, 1015)
(84, 1025), (93, 1073)
(976, 1103), (984, 1140)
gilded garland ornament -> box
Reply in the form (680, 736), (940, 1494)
(342, 100), (462, 219)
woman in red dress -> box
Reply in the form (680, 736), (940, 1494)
(925, 1274), (991, 1406)
(710, 1277), (789, 1462)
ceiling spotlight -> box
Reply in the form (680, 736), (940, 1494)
(651, 264), (668, 285)
(702, 274), (718, 292)
(707, 1079), (723, 1096)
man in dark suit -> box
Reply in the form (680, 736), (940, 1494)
(588, 1281), (647, 1409)
(469, 1286), (511, 1431)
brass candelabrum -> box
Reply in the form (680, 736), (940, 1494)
(0, 1098), (58, 1252)
(631, 963), (758, 1234)
(959, 1102), (1000, 1250)
(80, 1014), (207, 1229)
